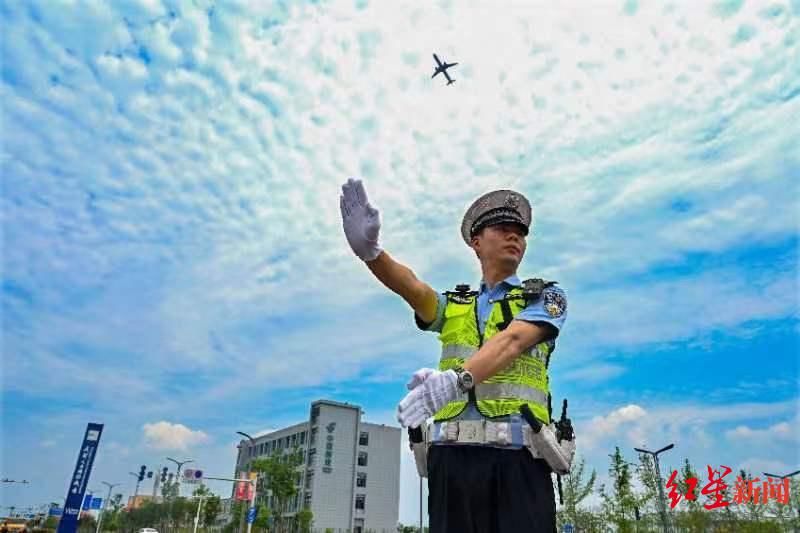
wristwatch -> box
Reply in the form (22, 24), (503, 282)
(453, 366), (475, 393)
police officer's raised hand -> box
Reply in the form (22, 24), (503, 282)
(397, 369), (459, 428)
(340, 178), (382, 262)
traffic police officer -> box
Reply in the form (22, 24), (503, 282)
(340, 178), (568, 533)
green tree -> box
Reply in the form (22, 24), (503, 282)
(42, 516), (59, 530)
(223, 500), (246, 533)
(252, 447), (304, 533)
(77, 514), (97, 533)
(295, 507), (313, 533)
(252, 504), (271, 532)
(559, 455), (597, 531)
(600, 447), (637, 533)
(101, 493), (125, 532)
(203, 495), (222, 527)
(670, 458), (710, 533)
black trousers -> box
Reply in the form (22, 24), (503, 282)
(428, 445), (556, 533)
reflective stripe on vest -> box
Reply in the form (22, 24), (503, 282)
(475, 383), (549, 405)
(440, 344), (547, 366)
(433, 285), (554, 423)
(440, 344), (478, 360)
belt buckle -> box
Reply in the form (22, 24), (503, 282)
(457, 420), (485, 444)
(486, 421), (511, 445)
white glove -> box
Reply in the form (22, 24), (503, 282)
(339, 178), (382, 262)
(406, 368), (436, 390)
(397, 369), (459, 428)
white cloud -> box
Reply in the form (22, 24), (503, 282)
(4, 0), (797, 404)
(725, 418), (800, 444)
(581, 404), (647, 451)
(563, 364), (626, 383)
(142, 421), (210, 451)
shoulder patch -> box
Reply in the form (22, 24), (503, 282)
(543, 288), (567, 318)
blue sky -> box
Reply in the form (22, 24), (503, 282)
(2, 0), (799, 524)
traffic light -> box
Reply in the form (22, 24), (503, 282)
(160, 467), (168, 483)
(147, 471), (153, 479)
(138, 465), (147, 482)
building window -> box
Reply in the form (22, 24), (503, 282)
(355, 494), (365, 510)
(356, 472), (367, 488)
(359, 431), (369, 446)
(357, 452), (368, 467)
(300, 431), (306, 444)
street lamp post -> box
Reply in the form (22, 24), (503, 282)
(635, 444), (675, 533)
(236, 432), (257, 533)
(95, 482), (119, 533)
(763, 470), (800, 533)
(128, 472), (141, 500)
(192, 489), (207, 533)
(166, 458), (194, 497)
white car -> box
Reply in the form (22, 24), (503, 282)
(138, 528), (159, 533)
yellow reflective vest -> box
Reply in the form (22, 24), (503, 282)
(433, 281), (556, 424)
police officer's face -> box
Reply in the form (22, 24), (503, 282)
(472, 223), (527, 265)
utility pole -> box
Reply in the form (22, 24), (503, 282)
(95, 482), (119, 533)
(166, 457), (194, 497)
(236, 432), (257, 533)
(763, 470), (800, 533)
(635, 444), (674, 533)
(152, 465), (161, 499)
(205, 476), (257, 533)
(419, 477), (423, 533)
(192, 487), (207, 533)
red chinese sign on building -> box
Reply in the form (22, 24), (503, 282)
(234, 471), (256, 501)
(666, 465), (792, 510)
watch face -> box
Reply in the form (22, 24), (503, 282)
(462, 371), (474, 389)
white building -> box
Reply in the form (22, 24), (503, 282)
(234, 400), (401, 533)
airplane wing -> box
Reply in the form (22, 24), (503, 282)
(444, 62), (458, 69)
(432, 70), (441, 78)
(433, 53), (443, 67)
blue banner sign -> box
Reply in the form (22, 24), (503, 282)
(90, 498), (103, 510)
(82, 495), (93, 510)
(56, 423), (104, 533)
(246, 506), (258, 524)
(49, 507), (63, 517)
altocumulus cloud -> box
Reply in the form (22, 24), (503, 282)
(142, 421), (210, 450)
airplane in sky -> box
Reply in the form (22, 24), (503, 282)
(432, 53), (457, 85)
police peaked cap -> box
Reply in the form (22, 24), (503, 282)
(461, 189), (532, 245)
